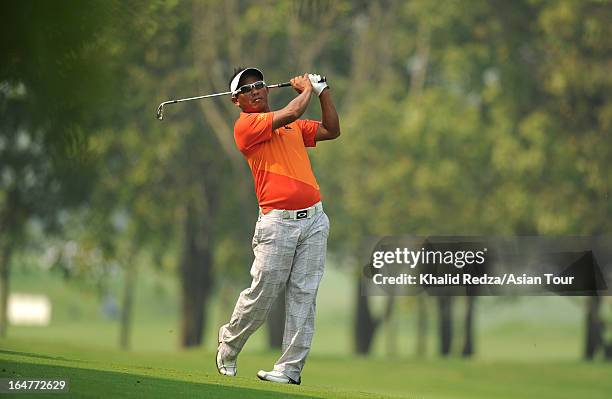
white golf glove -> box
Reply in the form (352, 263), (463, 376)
(308, 73), (328, 96)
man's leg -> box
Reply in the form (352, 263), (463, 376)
(218, 215), (300, 367)
(273, 211), (329, 382)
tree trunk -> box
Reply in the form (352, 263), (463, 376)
(179, 201), (213, 347)
(119, 255), (138, 350)
(415, 294), (428, 357)
(266, 289), (285, 349)
(604, 342), (612, 360)
(385, 298), (398, 358)
(354, 276), (378, 354)
(585, 295), (602, 360)
(462, 296), (475, 357)
(0, 191), (20, 339)
(438, 296), (453, 356)
(0, 241), (13, 338)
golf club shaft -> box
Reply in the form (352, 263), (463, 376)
(156, 77), (326, 120)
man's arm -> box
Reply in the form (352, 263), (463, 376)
(272, 74), (313, 130)
(315, 88), (340, 142)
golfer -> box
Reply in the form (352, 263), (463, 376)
(216, 67), (340, 385)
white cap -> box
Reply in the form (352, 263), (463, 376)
(230, 67), (264, 95)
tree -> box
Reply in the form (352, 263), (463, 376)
(0, 0), (117, 337)
(316, 0), (611, 357)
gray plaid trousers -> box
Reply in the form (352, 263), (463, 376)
(218, 204), (329, 381)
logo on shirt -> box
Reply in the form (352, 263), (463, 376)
(257, 113), (267, 121)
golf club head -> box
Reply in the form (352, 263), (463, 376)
(156, 104), (164, 120)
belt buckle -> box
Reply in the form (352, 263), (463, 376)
(295, 209), (308, 220)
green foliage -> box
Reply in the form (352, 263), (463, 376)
(314, 0), (611, 255)
(1, 1), (119, 237)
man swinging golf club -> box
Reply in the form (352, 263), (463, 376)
(216, 67), (340, 385)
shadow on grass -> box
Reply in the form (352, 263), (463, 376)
(0, 359), (321, 399)
(0, 349), (84, 363)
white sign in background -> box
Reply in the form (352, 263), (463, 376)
(8, 293), (52, 326)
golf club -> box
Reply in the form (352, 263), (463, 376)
(156, 76), (327, 120)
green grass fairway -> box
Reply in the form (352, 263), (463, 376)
(1, 338), (610, 399)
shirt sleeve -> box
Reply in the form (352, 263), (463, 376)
(234, 112), (273, 154)
(296, 119), (320, 148)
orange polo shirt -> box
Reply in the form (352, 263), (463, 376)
(234, 112), (321, 213)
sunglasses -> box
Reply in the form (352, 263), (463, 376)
(233, 81), (267, 97)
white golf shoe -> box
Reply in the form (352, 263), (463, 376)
(216, 328), (236, 376)
(216, 350), (236, 376)
(256, 370), (301, 385)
